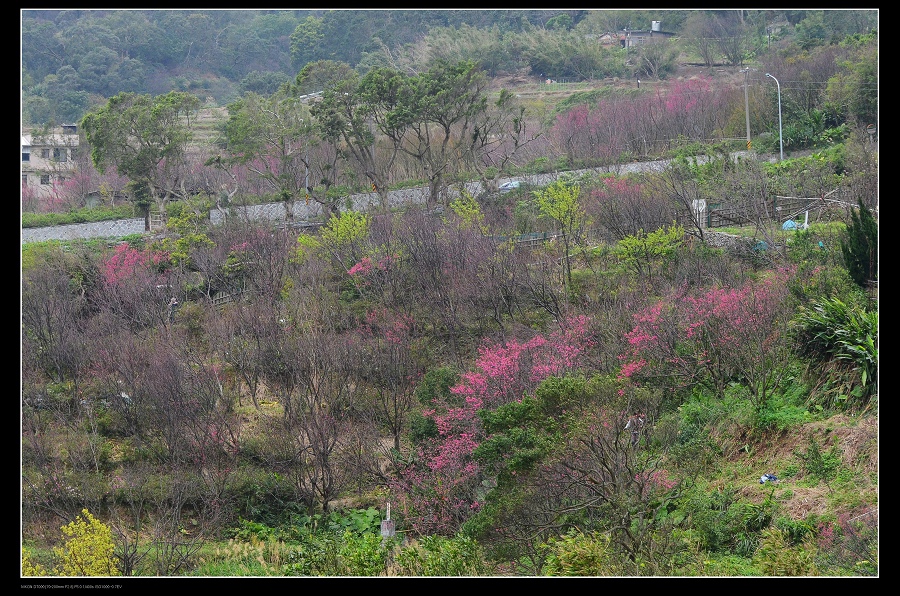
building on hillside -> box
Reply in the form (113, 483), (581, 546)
(595, 31), (623, 46)
(21, 124), (80, 200)
(620, 21), (676, 48)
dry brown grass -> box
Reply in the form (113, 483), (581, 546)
(719, 413), (878, 520)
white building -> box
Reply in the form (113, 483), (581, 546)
(21, 124), (80, 200)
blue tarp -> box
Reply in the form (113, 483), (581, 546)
(782, 220), (798, 230)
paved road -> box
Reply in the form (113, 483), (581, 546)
(21, 152), (770, 245)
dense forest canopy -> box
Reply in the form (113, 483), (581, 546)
(22, 9), (876, 126)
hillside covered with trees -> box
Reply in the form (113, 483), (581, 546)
(22, 9), (876, 127)
(22, 9), (877, 578)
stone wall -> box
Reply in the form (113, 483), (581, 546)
(704, 230), (760, 255)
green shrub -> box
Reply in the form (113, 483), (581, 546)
(228, 519), (296, 543)
(792, 295), (877, 409)
(315, 507), (382, 536)
(283, 534), (342, 576)
(678, 385), (753, 444)
(224, 469), (302, 531)
(840, 199), (878, 289)
(414, 366), (460, 407)
(681, 553), (758, 576)
(190, 537), (294, 576)
(338, 531), (389, 576)
(752, 528), (819, 576)
(52, 509), (121, 576)
(392, 534), (492, 576)
(795, 437), (841, 491)
(21, 547), (49, 576)
(753, 370), (814, 431)
(407, 410), (439, 445)
(539, 529), (619, 576)
(523, 156), (552, 175)
(680, 486), (778, 555)
(775, 516), (816, 545)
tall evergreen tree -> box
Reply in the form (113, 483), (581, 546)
(840, 199), (878, 288)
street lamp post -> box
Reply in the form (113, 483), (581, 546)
(765, 73), (783, 161)
(741, 68), (752, 149)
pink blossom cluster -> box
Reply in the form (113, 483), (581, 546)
(392, 316), (594, 535)
(347, 254), (398, 277)
(101, 243), (170, 286)
(347, 256), (374, 277)
(592, 177), (644, 203)
(618, 268), (794, 384)
(360, 307), (415, 345)
(634, 469), (678, 498)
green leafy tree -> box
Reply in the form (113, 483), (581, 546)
(840, 199), (877, 289)
(546, 13), (574, 31)
(124, 180), (152, 227)
(825, 36), (878, 127)
(534, 179), (590, 291)
(795, 11), (829, 50)
(317, 210), (371, 275)
(81, 91), (200, 230)
(221, 86), (311, 220)
(524, 27), (618, 80)
(361, 60), (491, 206)
(310, 71), (392, 211)
(449, 191), (487, 234)
(615, 223), (683, 286)
(295, 60), (356, 95)
(239, 70), (291, 96)
(157, 198), (215, 272)
(289, 15), (325, 72)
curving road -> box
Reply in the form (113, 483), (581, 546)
(21, 152), (769, 244)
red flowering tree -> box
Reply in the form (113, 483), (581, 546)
(552, 104), (626, 168)
(390, 316), (595, 537)
(453, 375), (686, 574)
(550, 76), (736, 166)
(619, 267), (797, 414)
(101, 243), (169, 287)
(97, 243), (175, 331)
(37, 173), (89, 213)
